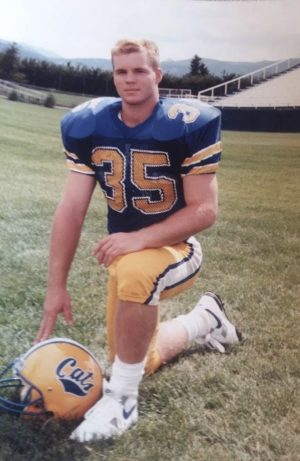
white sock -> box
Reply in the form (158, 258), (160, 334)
(108, 356), (145, 399)
(176, 295), (218, 342)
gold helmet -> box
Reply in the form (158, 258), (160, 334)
(0, 338), (102, 420)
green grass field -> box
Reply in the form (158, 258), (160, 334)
(0, 99), (299, 461)
(48, 90), (95, 108)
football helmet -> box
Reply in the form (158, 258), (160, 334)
(0, 338), (102, 420)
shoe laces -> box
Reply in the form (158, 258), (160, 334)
(196, 333), (225, 353)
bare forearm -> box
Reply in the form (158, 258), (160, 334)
(93, 202), (217, 267)
(136, 174), (219, 248)
(47, 203), (84, 288)
(136, 202), (217, 248)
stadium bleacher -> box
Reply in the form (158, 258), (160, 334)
(197, 59), (300, 132)
(214, 66), (300, 109)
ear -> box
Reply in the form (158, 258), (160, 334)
(155, 67), (163, 84)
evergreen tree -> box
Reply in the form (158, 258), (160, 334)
(190, 54), (209, 77)
(0, 43), (20, 80)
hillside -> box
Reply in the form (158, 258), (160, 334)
(50, 56), (275, 77)
(0, 38), (275, 77)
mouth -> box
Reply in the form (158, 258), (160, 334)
(124, 89), (139, 94)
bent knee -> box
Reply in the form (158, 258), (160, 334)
(112, 252), (156, 304)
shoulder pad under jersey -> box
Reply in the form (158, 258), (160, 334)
(153, 98), (221, 141)
(61, 97), (120, 140)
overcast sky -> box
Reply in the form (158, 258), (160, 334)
(0, 0), (299, 62)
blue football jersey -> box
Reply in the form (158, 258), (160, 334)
(61, 97), (221, 233)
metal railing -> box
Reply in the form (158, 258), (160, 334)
(197, 58), (300, 103)
(0, 79), (47, 104)
(159, 88), (193, 98)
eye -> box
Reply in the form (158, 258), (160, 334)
(115, 69), (126, 75)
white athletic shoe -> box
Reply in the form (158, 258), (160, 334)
(70, 383), (138, 442)
(195, 292), (242, 353)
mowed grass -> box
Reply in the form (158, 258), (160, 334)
(0, 98), (299, 461)
(49, 90), (95, 108)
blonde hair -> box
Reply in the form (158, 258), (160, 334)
(111, 39), (160, 69)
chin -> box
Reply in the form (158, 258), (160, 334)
(123, 96), (144, 105)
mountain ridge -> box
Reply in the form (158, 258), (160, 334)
(0, 38), (276, 77)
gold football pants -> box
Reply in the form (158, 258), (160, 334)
(106, 237), (202, 374)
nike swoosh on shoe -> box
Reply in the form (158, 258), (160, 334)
(205, 308), (222, 328)
(123, 405), (136, 420)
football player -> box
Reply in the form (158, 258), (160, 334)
(35, 39), (242, 442)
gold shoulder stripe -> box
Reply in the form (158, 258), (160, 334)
(182, 141), (221, 167)
(64, 150), (80, 161)
(181, 163), (219, 176)
(66, 159), (95, 175)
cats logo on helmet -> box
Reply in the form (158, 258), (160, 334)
(56, 356), (96, 396)
(0, 338), (103, 420)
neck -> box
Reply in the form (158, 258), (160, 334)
(120, 96), (159, 127)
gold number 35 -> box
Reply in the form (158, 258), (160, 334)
(92, 147), (178, 215)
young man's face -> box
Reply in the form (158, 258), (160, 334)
(112, 50), (162, 106)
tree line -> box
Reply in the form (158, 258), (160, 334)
(0, 43), (236, 97)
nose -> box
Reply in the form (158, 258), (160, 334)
(125, 71), (135, 83)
